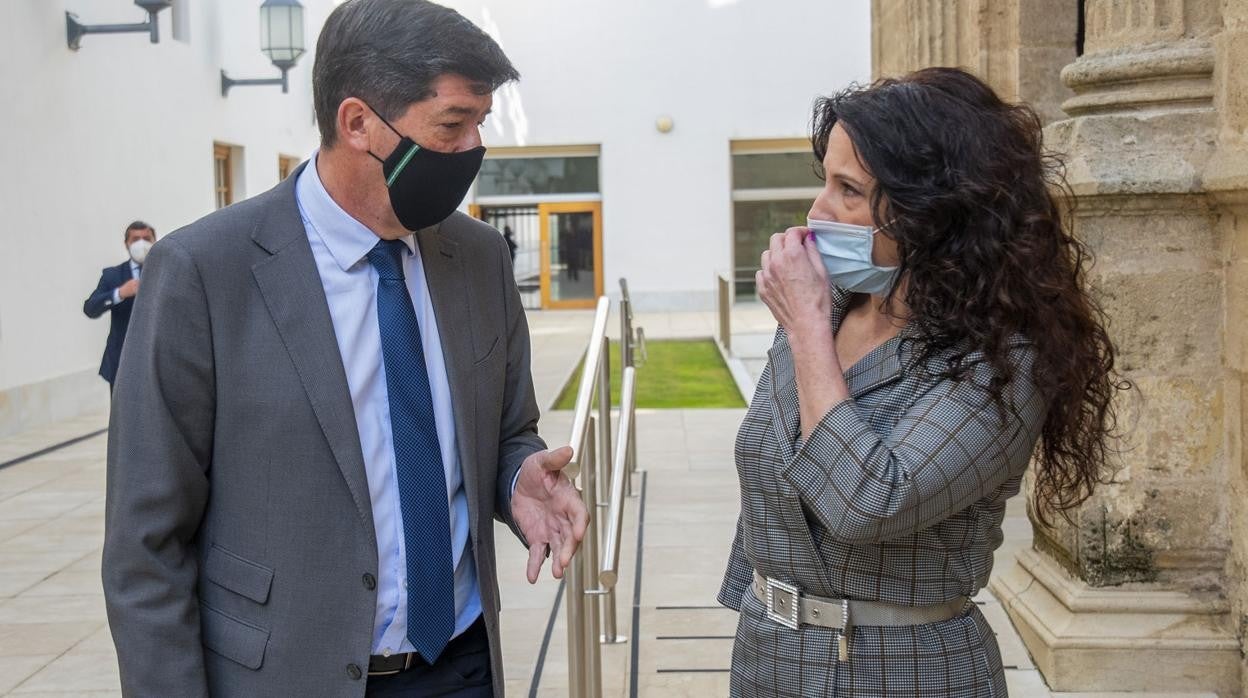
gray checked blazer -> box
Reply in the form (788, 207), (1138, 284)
(102, 163), (544, 697)
(719, 285), (1047, 697)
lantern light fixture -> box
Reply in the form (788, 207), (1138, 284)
(221, 0), (306, 97)
(66, 0), (173, 51)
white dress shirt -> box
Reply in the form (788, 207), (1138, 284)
(295, 154), (481, 656)
(109, 260), (141, 305)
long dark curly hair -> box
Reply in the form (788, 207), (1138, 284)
(811, 67), (1129, 527)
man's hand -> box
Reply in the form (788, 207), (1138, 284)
(511, 445), (589, 584)
(118, 279), (140, 300)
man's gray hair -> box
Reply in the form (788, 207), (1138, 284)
(312, 0), (519, 146)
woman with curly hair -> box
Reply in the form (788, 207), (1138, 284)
(718, 67), (1126, 697)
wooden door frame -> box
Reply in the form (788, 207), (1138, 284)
(539, 201), (603, 310)
(213, 143), (233, 209)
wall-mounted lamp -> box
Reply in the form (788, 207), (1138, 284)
(66, 0), (173, 51)
(221, 0), (306, 97)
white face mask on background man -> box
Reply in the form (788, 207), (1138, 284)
(128, 239), (152, 265)
(807, 217), (899, 295)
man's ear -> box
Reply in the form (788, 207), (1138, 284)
(336, 98), (375, 154)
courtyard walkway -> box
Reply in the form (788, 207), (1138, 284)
(0, 306), (1214, 696)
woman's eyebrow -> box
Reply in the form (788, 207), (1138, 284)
(832, 172), (865, 189)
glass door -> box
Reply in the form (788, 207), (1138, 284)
(539, 202), (602, 310)
(470, 204), (542, 310)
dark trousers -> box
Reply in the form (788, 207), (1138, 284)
(365, 618), (493, 697)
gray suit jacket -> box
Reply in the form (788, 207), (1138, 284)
(102, 164), (544, 697)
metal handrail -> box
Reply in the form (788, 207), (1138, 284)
(565, 296), (611, 480)
(716, 272), (732, 353)
(563, 286), (644, 697)
(600, 366), (636, 588)
(564, 296), (611, 698)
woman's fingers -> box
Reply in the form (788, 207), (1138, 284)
(803, 233), (827, 280)
(783, 226), (808, 250)
(770, 232), (786, 255)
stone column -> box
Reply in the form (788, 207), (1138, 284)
(989, 1), (1242, 695)
(871, 0), (1075, 125)
(1205, 0), (1248, 693)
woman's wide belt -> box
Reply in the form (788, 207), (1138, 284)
(752, 571), (971, 661)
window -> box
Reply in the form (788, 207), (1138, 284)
(731, 140), (822, 299)
(476, 156), (599, 197)
(214, 143), (233, 209)
(278, 155), (300, 181)
(471, 146), (602, 310)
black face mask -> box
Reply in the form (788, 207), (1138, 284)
(367, 106), (486, 231)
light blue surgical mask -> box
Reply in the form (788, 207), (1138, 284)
(807, 217), (899, 295)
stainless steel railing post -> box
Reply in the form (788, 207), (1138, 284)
(597, 335), (612, 509)
(620, 298), (633, 369)
(565, 488), (586, 698)
(599, 367), (635, 644)
(581, 421), (602, 698)
(618, 292), (635, 498)
(564, 298), (609, 697)
(717, 273), (732, 353)
(626, 322), (643, 492)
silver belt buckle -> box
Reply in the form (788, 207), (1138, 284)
(764, 577), (800, 630)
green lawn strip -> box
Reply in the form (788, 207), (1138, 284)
(553, 339), (746, 410)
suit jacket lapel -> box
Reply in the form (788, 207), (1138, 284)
(415, 226), (482, 539)
(844, 340), (905, 397)
(249, 165), (375, 536)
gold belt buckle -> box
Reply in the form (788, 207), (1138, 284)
(764, 577), (800, 630)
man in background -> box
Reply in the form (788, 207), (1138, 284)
(503, 224), (518, 263)
(82, 220), (155, 391)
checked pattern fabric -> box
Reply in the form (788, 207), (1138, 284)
(718, 285), (1048, 697)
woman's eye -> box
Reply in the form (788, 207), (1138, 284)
(441, 123), (462, 130)
(841, 183), (859, 197)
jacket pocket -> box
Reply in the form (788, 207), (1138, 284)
(204, 544), (274, 604)
(200, 602), (270, 670)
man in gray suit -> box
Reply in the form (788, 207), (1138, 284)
(102, 1), (588, 695)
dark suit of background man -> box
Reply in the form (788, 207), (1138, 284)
(82, 221), (155, 391)
(102, 1), (589, 696)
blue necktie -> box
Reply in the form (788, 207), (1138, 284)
(366, 239), (455, 662)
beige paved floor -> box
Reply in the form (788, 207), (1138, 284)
(0, 306), (1208, 696)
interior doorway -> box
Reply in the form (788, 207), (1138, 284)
(471, 202), (603, 310)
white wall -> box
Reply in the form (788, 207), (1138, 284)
(0, 0), (333, 423)
(446, 0), (872, 309)
(0, 0), (868, 432)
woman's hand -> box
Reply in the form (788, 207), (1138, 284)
(757, 227), (831, 336)
(759, 227), (849, 438)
